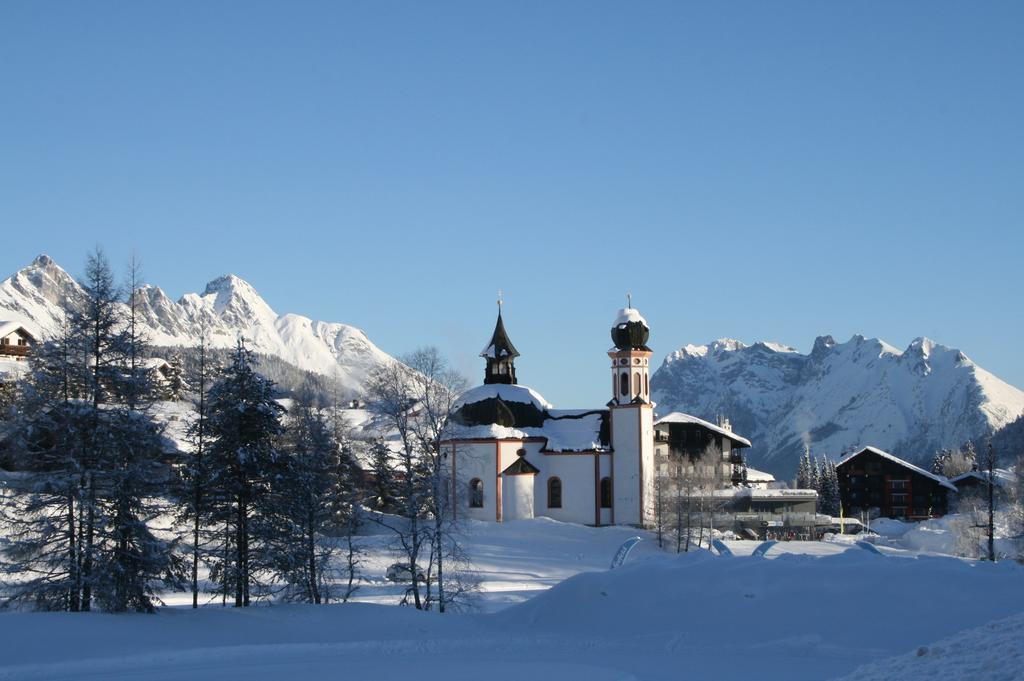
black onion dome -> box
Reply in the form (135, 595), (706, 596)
(611, 308), (651, 350)
(450, 384), (550, 429)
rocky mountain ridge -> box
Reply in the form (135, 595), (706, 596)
(651, 334), (1024, 478)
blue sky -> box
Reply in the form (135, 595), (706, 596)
(2, 2), (1022, 406)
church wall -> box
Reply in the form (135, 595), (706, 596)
(453, 441), (500, 522)
(503, 474), (535, 520)
(611, 405), (655, 527)
(534, 454), (597, 525)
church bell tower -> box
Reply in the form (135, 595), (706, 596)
(608, 300), (655, 527)
(481, 302), (519, 385)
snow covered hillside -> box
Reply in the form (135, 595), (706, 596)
(0, 255), (395, 397)
(652, 335), (1024, 477)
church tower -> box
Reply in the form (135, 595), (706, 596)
(480, 304), (519, 385)
(608, 303), (655, 527)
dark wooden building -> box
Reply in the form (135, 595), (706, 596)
(0, 322), (35, 360)
(836, 446), (957, 520)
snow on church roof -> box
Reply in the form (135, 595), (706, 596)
(837, 446), (958, 491)
(613, 308), (648, 327)
(452, 383), (553, 412)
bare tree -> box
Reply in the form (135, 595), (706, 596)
(364, 347), (472, 611)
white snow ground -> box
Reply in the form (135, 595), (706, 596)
(1, 519), (1023, 681)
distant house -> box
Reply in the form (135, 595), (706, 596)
(949, 469), (1017, 504)
(836, 446), (957, 520)
(0, 322), (35, 360)
(723, 488), (828, 540)
(654, 413), (752, 487)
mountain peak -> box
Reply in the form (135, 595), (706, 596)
(203, 273), (256, 297)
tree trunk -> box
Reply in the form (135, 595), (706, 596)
(235, 496), (245, 607)
(67, 492), (78, 612)
(308, 517), (320, 605)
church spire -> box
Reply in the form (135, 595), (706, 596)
(480, 301), (519, 385)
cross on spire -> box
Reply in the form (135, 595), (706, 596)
(497, 289), (504, 311)
(627, 291), (632, 308)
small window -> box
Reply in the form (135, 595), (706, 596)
(620, 372), (629, 396)
(548, 477), (562, 509)
(600, 477), (613, 508)
(0, 338), (8, 346)
(644, 373), (649, 395)
(633, 372), (641, 395)
(469, 478), (484, 508)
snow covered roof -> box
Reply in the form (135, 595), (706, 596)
(445, 411), (611, 453)
(654, 412), (752, 448)
(837, 446), (958, 491)
(950, 469), (1016, 488)
(613, 308), (648, 327)
(0, 321), (36, 340)
(745, 467), (775, 482)
(452, 383), (553, 412)
(749, 488), (818, 500)
(502, 456), (540, 475)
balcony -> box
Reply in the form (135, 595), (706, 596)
(0, 345), (29, 358)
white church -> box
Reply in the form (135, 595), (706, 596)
(441, 306), (658, 527)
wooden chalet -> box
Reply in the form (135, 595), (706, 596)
(0, 322), (35, 360)
(836, 446), (957, 520)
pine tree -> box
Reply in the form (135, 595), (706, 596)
(174, 320), (216, 608)
(2, 250), (181, 612)
(274, 382), (356, 603)
(205, 339), (285, 607)
(931, 449), (950, 475)
(796, 448), (813, 489)
(368, 439), (397, 511)
(818, 459), (841, 517)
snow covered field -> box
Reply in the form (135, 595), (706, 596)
(1, 519), (1022, 680)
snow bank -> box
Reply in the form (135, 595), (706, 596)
(499, 549), (1024, 655)
(835, 610), (1024, 681)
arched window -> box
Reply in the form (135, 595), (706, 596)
(634, 372), (641, 395)
(600, 477), (613, 508)
(644, 373), (649, 395)
(469, 478), (484, 508)
(620, 372), (629, 396)
(548, 477), (562, 509)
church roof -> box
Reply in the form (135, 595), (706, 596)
(480, 311), (520, 359)
(446, 384), (611, 452)
(502, 456), (540, 476)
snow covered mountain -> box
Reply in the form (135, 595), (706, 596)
(652, 335), (1024, 478)
(0, 255), (395, 397)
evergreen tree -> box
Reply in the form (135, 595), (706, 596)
(796, 448), (813, 489)
(818, 459), (841, 517)
(368, 439), (397, 511)
(274, 382), (357, 603)
(205, 339), (285, 607)
(2, 250), (181, 612)
(174, 321), (216, 608)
